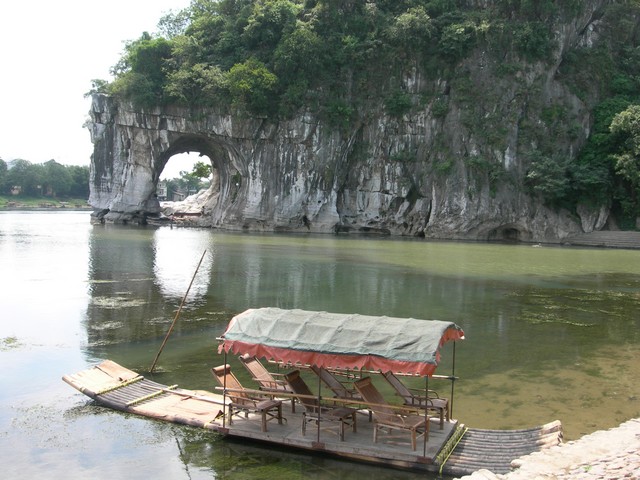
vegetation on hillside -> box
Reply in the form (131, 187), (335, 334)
(88, 0), (640, 227)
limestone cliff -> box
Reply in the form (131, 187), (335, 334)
(87, 0), (631, 243)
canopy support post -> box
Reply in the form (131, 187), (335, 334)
(222, 350), (227, 429)
(423, 375), (429, 457)
(450, 342), (456, 418)
(317, 372), (322, 443)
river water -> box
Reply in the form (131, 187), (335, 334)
(1, 211), (638, 479)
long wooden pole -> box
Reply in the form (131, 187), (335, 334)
(149, 250), (207, 373)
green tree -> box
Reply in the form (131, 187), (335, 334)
(385, 6), (434, 54)
(226, 57), (278, 115)
(42, 160), (73, 197)
(110, 33), (174, 107)
(165, 63), (227, 106)
(525, 151), (569, 206)
(610, 104), (640, 215)
(157, 8), (191, 39)
(191, 161), (212, 179)
(6, 159), (44, 196)
(68, 165), (90, 199)
(242, 0), (302, 52)
(0, 159), (7, 193)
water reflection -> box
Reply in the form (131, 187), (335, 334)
(153, 227), (213, 300)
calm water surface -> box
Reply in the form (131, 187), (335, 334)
(1, 211), (639, 479)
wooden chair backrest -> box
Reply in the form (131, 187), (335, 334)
(382, 371), (413, 404)
(284, 370), (319, 413)
(310, 365), (350, 397)
(239, 354), (278, 386)
(354, 377), (398, 424)
(211, 364), (251, 403)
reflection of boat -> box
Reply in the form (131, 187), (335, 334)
(63, 308), (562, 476)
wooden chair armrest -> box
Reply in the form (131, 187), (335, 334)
(407, 387), (441, 398)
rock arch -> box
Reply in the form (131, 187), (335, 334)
(87, 94), (341, 230)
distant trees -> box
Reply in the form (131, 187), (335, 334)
(0, 159), (89, 199)
(161, 161), (212, 201)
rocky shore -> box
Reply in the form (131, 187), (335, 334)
(459, 418), (640, 480)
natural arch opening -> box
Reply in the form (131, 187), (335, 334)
(153, 134), (239, 222)
(160, 152), (201, 181)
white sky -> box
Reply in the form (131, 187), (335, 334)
(0, 0), (197, 179)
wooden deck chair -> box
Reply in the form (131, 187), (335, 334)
(211, 365), (283, 432)
(238, 354), (296, 412)
(309, 365), (362, 400)
(354, 377), (428, 451)
(284, 370), (357, 441)
(381, 371), (449, 429)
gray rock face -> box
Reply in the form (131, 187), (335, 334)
(87, 0), (623, 242)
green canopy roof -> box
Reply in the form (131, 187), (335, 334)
(219, 308), (464, 376)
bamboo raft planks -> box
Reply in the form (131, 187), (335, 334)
(442, 422), (564, 476)
(62, 360), (563, 476)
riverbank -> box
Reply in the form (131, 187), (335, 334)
(458, 418), (640, 479)
(1, 196), (91, 210)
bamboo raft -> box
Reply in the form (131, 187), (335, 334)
(63, 360), (563, 476)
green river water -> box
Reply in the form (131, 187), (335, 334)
(1, 211), (638, 479)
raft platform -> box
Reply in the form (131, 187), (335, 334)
(63, 360), (562, 476)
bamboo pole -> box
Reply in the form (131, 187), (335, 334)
(149, 250), (207, 373)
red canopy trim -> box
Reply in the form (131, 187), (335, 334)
(220, 340), (447, 376)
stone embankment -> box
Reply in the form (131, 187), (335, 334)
(458, 418), (640, 480)
(564, 231), (640, 249)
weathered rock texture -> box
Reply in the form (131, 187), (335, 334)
(87, 0), (627, 242)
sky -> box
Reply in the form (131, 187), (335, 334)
(0, 0), (197, 179)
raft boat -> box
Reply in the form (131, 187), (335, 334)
(63, 308), (562, 476)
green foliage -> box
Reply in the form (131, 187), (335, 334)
(434, 157), (454, 175)
(110, 33), (173, 107)
(0, 159), (7, 191)
(431, 96), (449, 118)
(512, 21), (552, 60)
(226, 57), (278, 115)
(610, 105), (640, 216)
(385, 6), (434, 54)
(84, 79), (110, 98)
(157, 8), (191, 39)
(162, 164), (211, 198)
(67, 166), (90, 198)
(438, 21), (477, 62)
(384, 90), (412, 117)
(97, 0), (614, 123)
(191, 161), (213, 179)
(1, 159), (88, 199)
(525, 151), (570, 205)
(243, 0), (302, 52)
(165, 63), (227, 107)
(273, 22), (323, 80)
(43, 160), (73, 197)
(323, 99), (354, 131)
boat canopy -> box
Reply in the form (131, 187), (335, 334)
(218, 308), (465, 376)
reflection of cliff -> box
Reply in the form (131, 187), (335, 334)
(206, 235), (490, 321)
(85, 225), (213, 353)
